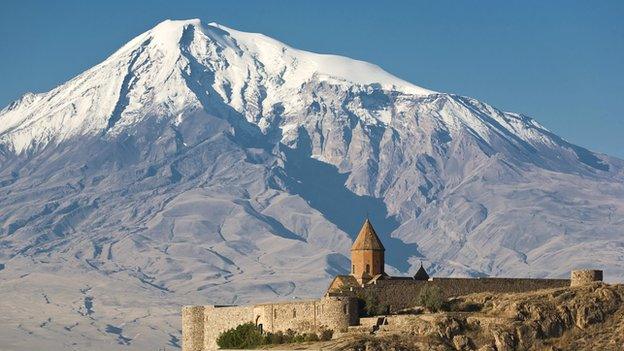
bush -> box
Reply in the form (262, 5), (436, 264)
(284, 328), (296, 343)
(216, 322), (263, 349)
(417, 285), (443, 312)
(264, 331), (284, 344)
(357, 290), (389, 316)
(218, 323), (330, 348)
(304, 333), (320, 342)
(319, 328), (334, 341)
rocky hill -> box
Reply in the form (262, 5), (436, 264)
(277, 283), (624, 350)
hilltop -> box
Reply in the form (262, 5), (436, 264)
(265, 283), (624, 350)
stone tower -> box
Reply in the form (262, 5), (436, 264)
(351, 219), (385, 284)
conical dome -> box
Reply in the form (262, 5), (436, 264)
(414, 263), (430, 281)
(351, 219), (385, 251)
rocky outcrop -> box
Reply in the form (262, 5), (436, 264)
(335, 283), (624, 351)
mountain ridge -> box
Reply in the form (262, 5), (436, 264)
(0, 18), (623, 351)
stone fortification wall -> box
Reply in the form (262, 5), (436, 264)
(364, 277), (570, 312)
(571, 270), (603, 286)
(318, 296), (359, 331)
(182, 306), (205, 351)
(182, 296), (358, 351)
(202, 305), (255, 350)
(255, 299), (318, 333)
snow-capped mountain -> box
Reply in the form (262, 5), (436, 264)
(0, 19), (622, 350)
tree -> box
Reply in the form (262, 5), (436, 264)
(417, 285), (443, 312)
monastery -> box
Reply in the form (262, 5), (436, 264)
(182, 219), (604, 351)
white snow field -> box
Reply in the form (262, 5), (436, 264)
(0, 19), (623, 350)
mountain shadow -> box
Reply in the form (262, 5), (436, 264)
(274, 127), (420, 272)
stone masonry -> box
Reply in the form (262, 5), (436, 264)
(571, 269), (604, 287)
(183, 296), (357, 350)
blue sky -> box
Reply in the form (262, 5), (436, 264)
(1, 0), (622, 157)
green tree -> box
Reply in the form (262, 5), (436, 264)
(417, 285), (443, 312)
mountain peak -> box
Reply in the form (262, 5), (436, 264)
(1, 19), (623, 350)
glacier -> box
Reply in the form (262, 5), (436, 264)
(0, 19), (623, 350)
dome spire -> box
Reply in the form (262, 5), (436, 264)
(351, 218), (385, 251)
(414, 261), (430, 281)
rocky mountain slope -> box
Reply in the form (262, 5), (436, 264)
(0, 19), (623, 350)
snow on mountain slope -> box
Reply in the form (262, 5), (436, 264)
(0, 19), (623, 350)
(0, 19), (432, 154)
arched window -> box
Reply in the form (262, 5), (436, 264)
(292, 308), (296, 318)
(352, 264), (355, 273)
(274, 309), (277, 319)
(343, 304), (347, 314)
(366, 264), (370, 273)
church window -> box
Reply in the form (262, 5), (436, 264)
(274, 309), (277, 319)
(293, 308), (296, 318)
(352, 264), (355, 273)
(366, 264), (370, 273)
(343, 304), (347, 314)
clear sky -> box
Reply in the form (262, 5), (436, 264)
(1, 0), (622, 158)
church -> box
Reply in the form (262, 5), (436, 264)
(326, 218), (430, 293)
(182, 218), (593, 351)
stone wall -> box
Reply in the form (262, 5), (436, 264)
(318, 296), (359, 331)
(257, 299), (318, 333)
(571, 270), (603, 286)
(183, 276), (574, 350)
(182, 296), (358, 351)
(182, 306), (205, 351)
(363, 277), (570, 312)
(202, 305), (255, 350)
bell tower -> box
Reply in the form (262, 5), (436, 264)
(351, 218), (385, 284)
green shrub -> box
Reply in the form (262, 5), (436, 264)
(284, 328), (296, 343)
(417, 285), (443, 312)
(356, 290), (390, 316)
(304, 333), (320, 342)
(216, 322), (263, 349)
(264, 331), (283, 345)
(218, 323), (329, 348)
(319, 329), (333, 341)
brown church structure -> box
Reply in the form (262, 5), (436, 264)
(182, 218), (603, 351)
(327, 219), (574, 311)
(350, 218), (386, 283)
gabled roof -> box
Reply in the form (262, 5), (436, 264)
(351, 219), (385, 251)
(414, 263), (430, 281)
(326, 275), (360, 293)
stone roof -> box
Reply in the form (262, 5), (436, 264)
(326, 275), (360, 293)
(414, 263), (430, 281)
(351, 219), (385, 251)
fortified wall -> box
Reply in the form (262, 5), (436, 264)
(182, 295), (358, 351)
(348, 276), (571, 312)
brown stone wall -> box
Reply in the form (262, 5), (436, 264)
(202, 305), (255, 350)
(571, 270), (603, 286)
(364, 277), (570, 312)
(182, 306), (205, 351)
(352, 249), (384, 281)
(187, 297), (359, 350)
(318, 296), (359, 332)
(257, 300), (319, 333)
